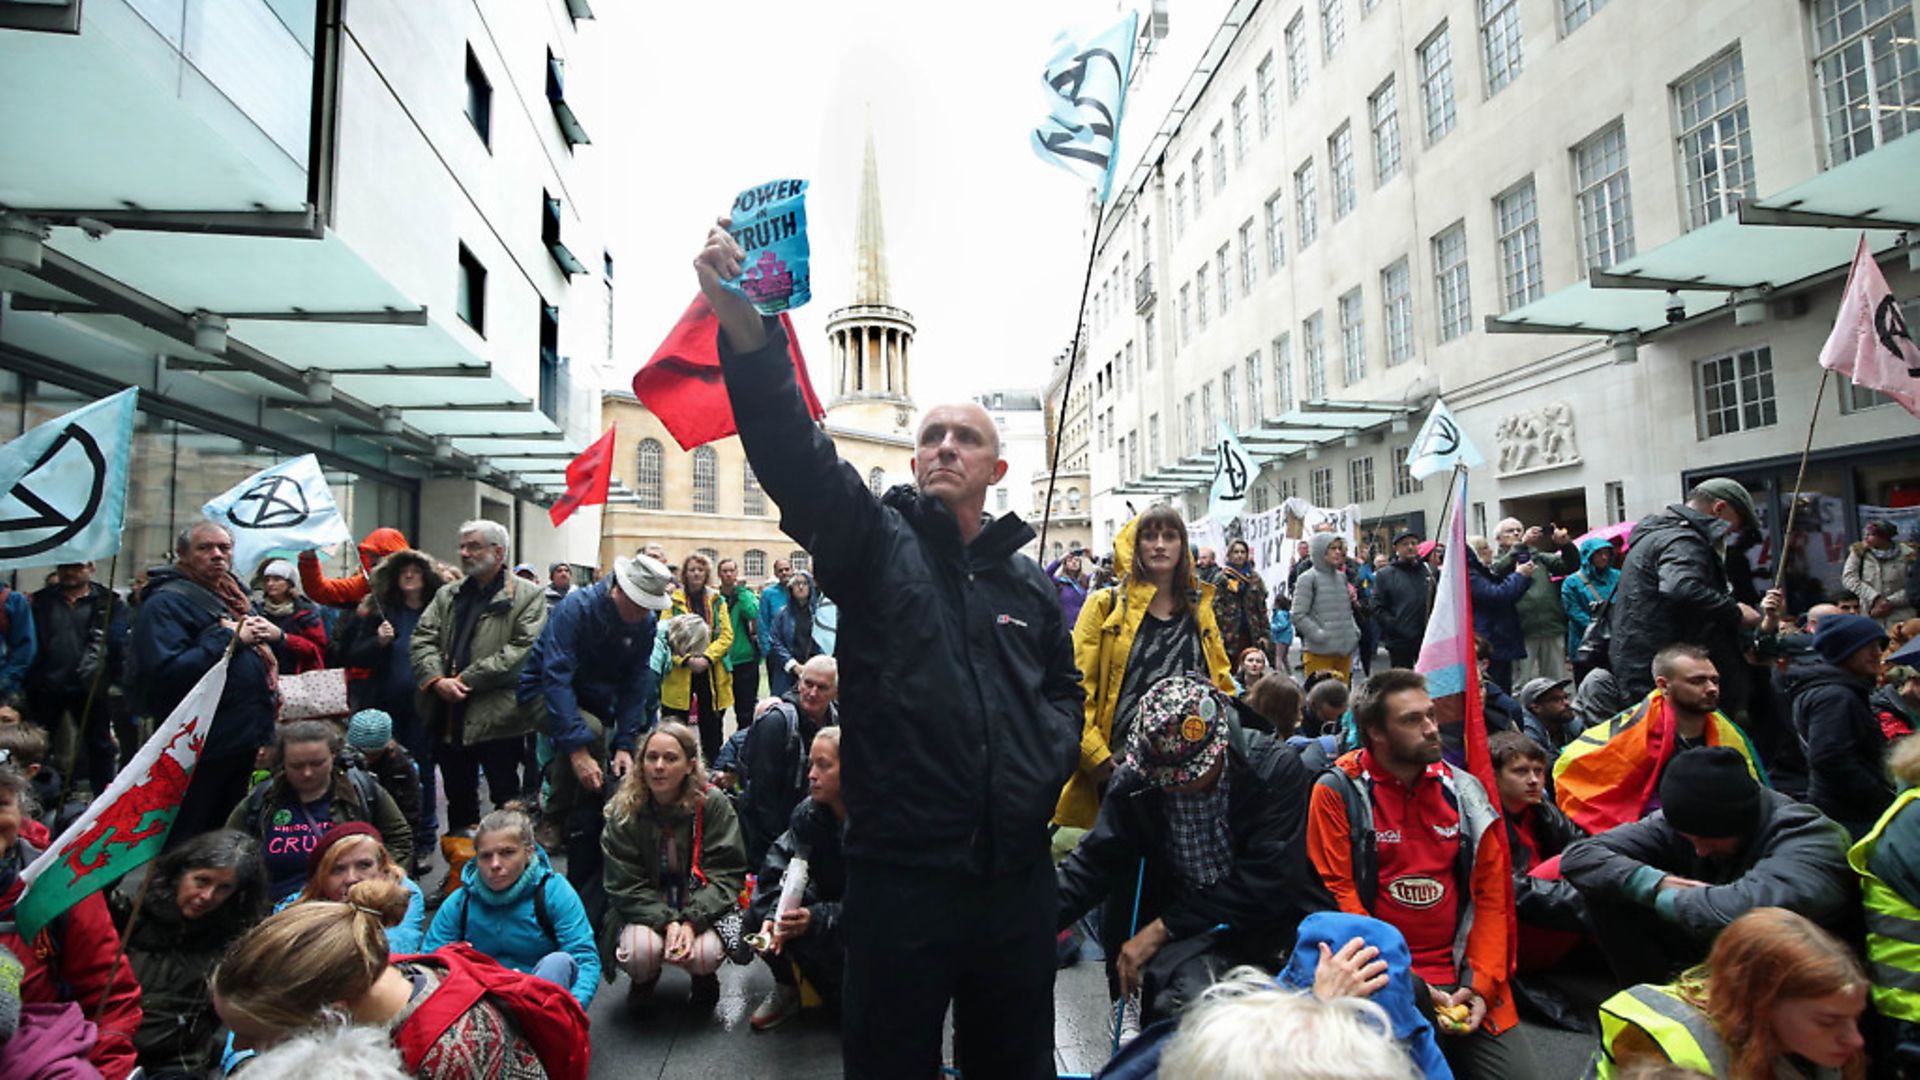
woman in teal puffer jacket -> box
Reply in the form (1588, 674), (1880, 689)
(422, 803), (601, 1007)
(1561, 536), (1620, 659)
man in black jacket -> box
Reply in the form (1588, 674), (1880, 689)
(1057, 675), (1330, 1027)
(698, 223), (1082, 1079)
(26, 561), (128, 797)
(1790, 613), (1894, 837)
(1371, 532), (1432, 669)
(1607, 479), (1764, 720)
(738, 655), (838, 867)
(1560, 747), (1854, 985)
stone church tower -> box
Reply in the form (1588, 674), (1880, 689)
(824, 123), (916, 439)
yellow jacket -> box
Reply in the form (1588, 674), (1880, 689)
(1053, 515), (1235, 828)
(660, 588), (734, 712)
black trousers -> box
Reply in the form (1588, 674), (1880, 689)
(842, 858), (1056, 1080)
(1386, 643), (1422, 670)
(665, 670), (723, 766)
(730, 659), (761, 718)
(439, 734), (525, 833)
(1585, 895), (1710, 986)
(29, 688), (115, 795)
(170, 746), (256, 849)
(766, 923), (845, 1010)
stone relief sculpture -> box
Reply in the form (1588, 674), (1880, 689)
(1496, 402), (1580, 475)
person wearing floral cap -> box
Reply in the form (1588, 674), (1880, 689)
(1055, 673), (1331, 1032)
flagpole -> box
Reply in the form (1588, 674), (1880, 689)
(1037, 198), (1110, 561)
(1772, 369), (1833, 592)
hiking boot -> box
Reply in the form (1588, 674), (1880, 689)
(534, 815), (563, 852)
(625, 975), (658, 1016)
(750, 983), (801, 1031)
(688, 972), (721, 1013)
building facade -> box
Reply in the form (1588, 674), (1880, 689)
(1034, 345), (1095, 563)
(600, 125), (921, 580)
(0, 0), (608, 585)
(1084, 0), (1920, 601)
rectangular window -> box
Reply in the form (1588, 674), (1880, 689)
(1296, 160), (1319, 249)
(1392, 445), (1421, 496)
(1695, 345), (1778, 437)
(1202, 381), (1217, 435)
(1419, 24), (1457, 144)
(1605, 480), (1626, 524)
(1265, 193), (1288, 273)
(1311, 466), (1335, 506)
(1144, 312), (1158, 369)
(1107, 407), (1116, 448)
(1338, 287), (1366, 384)
(1287, 11), (1310, 98)
(1232, 92), (1250, 164)
(1184, 393), (1199, 455)
(1178, 284), (1192, 344)
(1496, 178), (1544, 311)
(1304, 311), (1328, 399)
(456, 244), (487, 334)
(1149, 415), (1162, 468)
(1216, 246), (1233, 314)
(1563, 0), (1608, 33)
(1370, 78), (1402, 185)
(1348, 456), (1376, 503)
(1812, 0), (1920, 165)
(1128, 435), (1140, 480)
(1192, 150), (1206, 217)
(465, 47), (492, 145)
(1257, 52), (1278, 137)
(1125, 341), (1136, 391)
(1174, 176), (1188, 236)
(1222, 369), (1239, 433)
(537, 302), (562, 425)
(1096, 413), (1106, 451)
(1239, 219), (1258, 295)
(1432, 221), (1472, 342)
(1676, 50), (1756, 229)
(1246, 351), (1265, 422)
(1211, 123), (1229, 193)
(1382, 258), (1414, 365)
(1321, 0), (1346, 59)
(1329, 124), (1357, 220)
(1575, 121), (1636, 272)
(1273, 334), (1295, 413)
(1196, 268), (1210, 331)
(1479, 0), (1523, 96)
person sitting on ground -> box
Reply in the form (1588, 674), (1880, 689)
(738, 655), (838, 868)
(342, 709), (423, 868)
(599, 720), (748, 1012)
(1156, 966), (1423, 1080)
(227, 720), (412, 901)
(1790, 614), (1897, 838)
(1554, 643), (1768, 836)
(1875, 655), (1920, 740)
(1240, 671), (1302, 738)
(0, 764), (143, 1079)
(1490, 730), (1588, 990)
(424, 803), (600, 1008)
(252, 560), (327, 674)
(1306, 670), (1540, 1078)
(0, 721), (64, 836)
(210, 876), (587, 1079)
(1589, 906), (1868, 1080)
(223, 1023), (412, 1080)
(109, 828), (267, 1079)
(1844, 723), (1920, 1054)
(1517, 675), (1578, 771)
(1057, 675), (1331, 1030)
(281, 822), (426, 954)
(1234, 646), (1268, 694)
(1291, 675), (1349, 771)
(1561, 747), (1855, 988)
(1055, 508), (1236, 830)
(746, 726), (849, 1031)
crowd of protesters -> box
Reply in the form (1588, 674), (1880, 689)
(1, 226), (1918, 1080)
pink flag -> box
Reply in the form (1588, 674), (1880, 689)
(1818, 234), (1920, 418)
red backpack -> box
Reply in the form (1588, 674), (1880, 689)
(391, 943), (590, 1080)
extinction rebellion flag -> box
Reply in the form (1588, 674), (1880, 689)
(14, 652), (230, 939)
(0, 387), (137, 571)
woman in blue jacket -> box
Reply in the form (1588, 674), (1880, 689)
(422, 803), (601, 1007)
(765, 570), (823, 698)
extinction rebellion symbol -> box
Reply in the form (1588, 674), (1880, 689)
(1418, 414), (1462, 459)
(226, 474), (311, 530)
(1875, 295), (1920, 376)
(0, 423), (107, 560)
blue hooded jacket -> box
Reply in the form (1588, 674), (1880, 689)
(765, 570), (823, 698)
(1561, 537), (1620, 657)
(519, 579), (657, 755)
(422, 843), (601, 1007)
(1279, 912), (1454, 1079)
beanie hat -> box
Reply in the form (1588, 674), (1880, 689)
(0, 944), (19, 1041)
(306, 821), (384, 878)
(1813, 613), (1888, 666)
(345, 709), (392, 751)
(1867, 520), (1899, 541)
(1124, 675), (1231, 789)
(261, 559), (296, 582)
(1659, 747), (1761, 838)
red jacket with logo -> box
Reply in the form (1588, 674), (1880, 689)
(1307, 748), (1518, 1034)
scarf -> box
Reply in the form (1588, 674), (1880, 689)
(1166, 768), (1234, 888)
(201, 570), (280, 697)
(259, 597), (296, 619)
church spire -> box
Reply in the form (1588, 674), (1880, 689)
(851, 116), (892, 307)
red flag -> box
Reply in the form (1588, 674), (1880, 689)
(548, 426), (616, 527)
(632, 295), (827, 451)
(1818, 233), (1920, 418)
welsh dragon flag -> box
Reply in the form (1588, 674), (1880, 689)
(14, 653), (229, 939)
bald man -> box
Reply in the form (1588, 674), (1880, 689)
(697, 220), (1082, 1079)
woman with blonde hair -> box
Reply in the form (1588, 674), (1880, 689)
(1590, 907), (1867, 1079)
(600, 720), (748, 1013)
(1054, 505), (1236, 828)
(282, 821), (425, 954)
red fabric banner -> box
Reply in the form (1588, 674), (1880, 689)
(549, 426), (617, 527)
(632, 295), (826, 451)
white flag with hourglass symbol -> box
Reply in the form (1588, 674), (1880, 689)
(1406, 397), (1485, 481)
(202, 453), (353, 576)
(1208, 420), (1255, 524)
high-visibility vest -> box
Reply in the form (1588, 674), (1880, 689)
(1850, 786), (1920, 1023)
(1585, 983), (1729, 1079)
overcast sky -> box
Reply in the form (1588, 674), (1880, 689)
(576, 0), (1231, 407)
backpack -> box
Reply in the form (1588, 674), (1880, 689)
(1572, 585), (1616, 681)
(391, 942), (589, 1080)
(452, 880), (556, 949)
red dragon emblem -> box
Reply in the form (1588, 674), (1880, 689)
(58, 716), (205, 879)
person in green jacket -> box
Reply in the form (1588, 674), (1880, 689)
(1494, 519), (1580, 686)
(601, 719), (748, 1013)
(717, 556), (762, 723)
